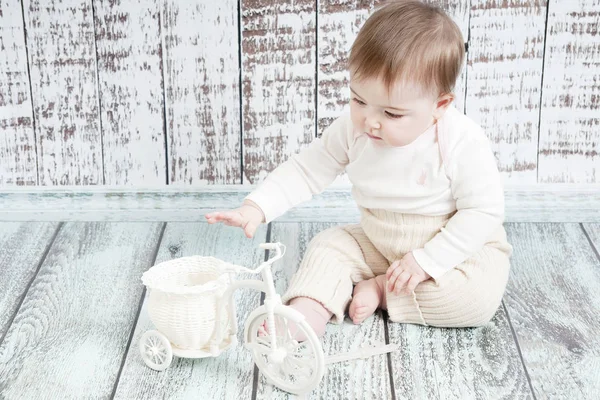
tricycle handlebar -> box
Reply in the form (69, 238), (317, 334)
(227, 242), (286, 275)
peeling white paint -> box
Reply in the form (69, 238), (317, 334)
(24, 0), (103, 186)
(538, 0), (600, 183)
(0, 0), (37, 186)
(0, 0), (599, 188)
(94, 0), (166, 185)
(467, 0), (547, 184)
(165, 0), (241, 185)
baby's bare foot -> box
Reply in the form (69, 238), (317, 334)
(349, 275), (387, 324)
(260, 297), (332, 342)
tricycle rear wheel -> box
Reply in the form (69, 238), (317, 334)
(140, 330), (173, 371)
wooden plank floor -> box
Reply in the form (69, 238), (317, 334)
(1, 221), (599, 399)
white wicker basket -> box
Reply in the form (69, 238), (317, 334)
(141, 256), (236, 350)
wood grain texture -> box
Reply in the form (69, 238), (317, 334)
(114, 222), (268, 399)
(163, 0), (241, 185)
(466, 0), (547, 184)
(388, 305), (531, 398)
(23, 0), (103, 186)
(0, 0), (37, 186)
(538, 0), (600, 183)
(504, 223), (600, 398)
(0, 222), (60, 339)
(93, 0), (166, 185)
(257, 222), (391, 399)
(582, 223), (600, 259)
(0, 222), (163, 398)
(317, 0), (470, 133)
(241, 0), (316, 184)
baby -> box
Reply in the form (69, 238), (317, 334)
(206, 0), (512, 337)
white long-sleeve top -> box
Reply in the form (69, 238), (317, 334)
(246, 106), (505, 279)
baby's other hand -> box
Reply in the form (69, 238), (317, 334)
(205, 200), (265, 238)
(385, 252), (431, 295)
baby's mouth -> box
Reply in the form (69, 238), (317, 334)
(365, 132), (382, 140)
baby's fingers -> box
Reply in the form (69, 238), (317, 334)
(386, 260), (401, 280)
(387, 266), (404, 292)
(205, 211), (243, 227)
(392, 271), (411, 295)
(387, 274), (398, 294)
(205, 212), (226, 224)
(404, 275), (421, 295)
(205, 212), (221, 223)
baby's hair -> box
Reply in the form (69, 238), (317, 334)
(349, 0), (465, 97)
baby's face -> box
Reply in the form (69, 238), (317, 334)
(349, 76), (450, 147)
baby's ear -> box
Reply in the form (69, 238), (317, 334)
(433, 93), (454, 120)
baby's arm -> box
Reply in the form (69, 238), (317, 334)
(206, 114), (353, 236)
(411, 134), (505, 280)
(244, 114), (353, 223)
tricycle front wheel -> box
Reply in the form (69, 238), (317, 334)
(245, 310), (324, 394)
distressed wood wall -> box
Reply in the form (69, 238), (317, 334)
(0, 0), (598, 187)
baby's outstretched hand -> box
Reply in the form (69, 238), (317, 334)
(385, 252), (431, 296)
(205, 200), (265, 238)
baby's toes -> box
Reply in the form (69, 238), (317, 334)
(349, 298), (364, 319)
(348, 303), (357, 321)
(352, 314), (366, 324)
(351, 306), (367, 324)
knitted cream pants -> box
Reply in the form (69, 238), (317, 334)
(281, 208), (513, 328)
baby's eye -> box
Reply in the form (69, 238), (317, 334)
(385, 111), (403, 119)
(352, 98), (366, 106)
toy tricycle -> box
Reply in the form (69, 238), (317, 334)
(139, 242), (396, 395)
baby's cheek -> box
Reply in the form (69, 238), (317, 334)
(388, 127), (422, 147)
(386, 135), (410, 147)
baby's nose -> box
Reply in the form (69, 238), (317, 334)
(365, 117), (381, 130)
